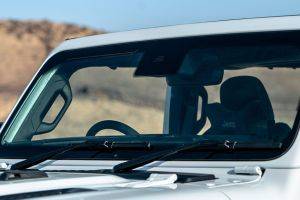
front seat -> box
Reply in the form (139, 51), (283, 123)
(205, 76), (291, 141)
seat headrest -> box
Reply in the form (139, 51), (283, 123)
(220, 76), (274, 119)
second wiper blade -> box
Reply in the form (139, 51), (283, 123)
(113, 140), (223, 173)
(113, 140), (282, 173)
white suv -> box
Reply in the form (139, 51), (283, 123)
(0, 16), (299, 200)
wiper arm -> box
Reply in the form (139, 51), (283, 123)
(113, 140), (282, 173)
(10, 140), (151, 171)
(1, 141), (93, 181)
(113, 140), (226, 173)
(10, 141), (91, 170)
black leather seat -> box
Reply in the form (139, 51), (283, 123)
(205, 76), (291, 141)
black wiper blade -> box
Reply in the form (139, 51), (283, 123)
(113, 140), (225, 173)
(10, 141), (90, 170)
(10, 140), (151, 171)
(113, 140), (282, 173)
(233, 142), (282, 149)
(2, 141), (96, 181)
(110, 141), (151, 149)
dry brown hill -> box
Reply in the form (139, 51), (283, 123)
(0, 20), (104, 120)
(0, 20), (102, 93)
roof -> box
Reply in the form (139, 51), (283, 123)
(49, 15), (300, 59)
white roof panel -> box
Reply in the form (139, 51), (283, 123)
(50, 16), (300, 57)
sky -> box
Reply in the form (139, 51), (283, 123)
(1, 0), (300, 32)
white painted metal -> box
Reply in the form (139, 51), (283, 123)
(0, 16), (299, 199)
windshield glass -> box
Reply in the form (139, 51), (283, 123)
(34, 67), (166, 139)
(0, 33), (299, 161)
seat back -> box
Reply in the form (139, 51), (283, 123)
(206, 76), (275, 139)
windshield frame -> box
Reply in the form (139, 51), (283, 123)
(0, 31), (299, 162)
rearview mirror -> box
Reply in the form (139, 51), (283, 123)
(167, 49), (223, 86)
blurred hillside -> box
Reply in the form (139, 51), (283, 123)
(0, 20), (101, 93)
(0, 20), (105, 120)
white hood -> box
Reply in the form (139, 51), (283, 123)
(0, 169), (266, 200)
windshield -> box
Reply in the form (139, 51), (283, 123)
(0, 33), (299, 161)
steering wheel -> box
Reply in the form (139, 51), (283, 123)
(86, 120), (140, 136)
